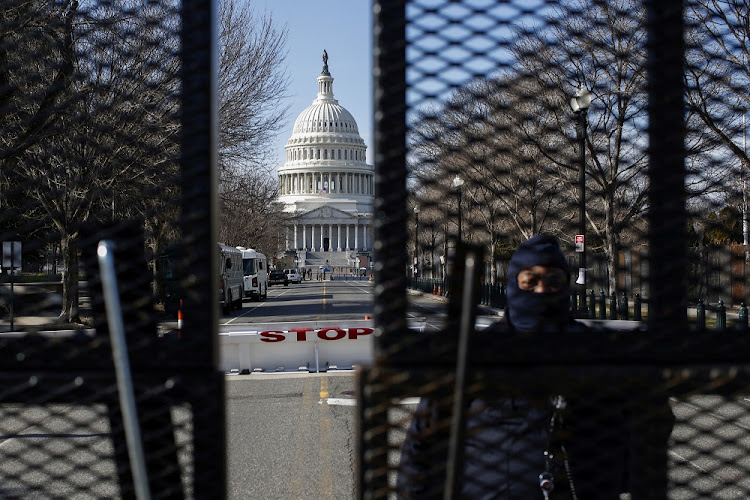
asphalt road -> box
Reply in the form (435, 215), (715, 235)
(6, 280), (749, 498)
(226, 372), (362, 499)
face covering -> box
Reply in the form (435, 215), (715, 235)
(505, 235), (571, 333)
(506, 285), (571, 333)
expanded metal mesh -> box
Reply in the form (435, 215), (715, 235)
(1, 0), (221, 497)
(366, 0), (750, 498)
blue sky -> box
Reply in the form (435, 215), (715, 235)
(256, 0), (374, 170)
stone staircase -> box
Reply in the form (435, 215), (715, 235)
(300, 250), (352, 268)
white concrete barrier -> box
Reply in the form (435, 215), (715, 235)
(220, 325), (375, 373)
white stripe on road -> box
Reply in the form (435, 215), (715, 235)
(322, 397), (420, 406)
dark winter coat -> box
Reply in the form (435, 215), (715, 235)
(396, 317), (675, 499)
(397, 236), (674, 498)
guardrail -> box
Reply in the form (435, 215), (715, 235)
(220, 325), (375, 374)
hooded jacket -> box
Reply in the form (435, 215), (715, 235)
(396, 235), (673, 499)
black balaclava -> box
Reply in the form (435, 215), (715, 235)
(506, 234), (571, 333)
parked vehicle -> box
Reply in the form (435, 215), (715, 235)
(218, 243), (243, 313)
(284, 269), (303, 284)
(156, 243), (244, 315)
(269, 269), (288, 286)
(238, 247), (268, 301)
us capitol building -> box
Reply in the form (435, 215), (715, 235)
(277, 51), (373, 273)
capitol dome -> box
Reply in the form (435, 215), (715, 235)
(292, 95), (359, 135)
(277, 51), (373, 271)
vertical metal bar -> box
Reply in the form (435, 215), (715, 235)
(180, 0), (226, 496)
(444, 249), (481, 499)
(578, 111), (588, 315)
(645, 0), (687, 331)
(181, 0), (219, 353)
(315, 343), (320, 373)
(9, 242), (14, 332)
(97, 240), (151, 500)
(373, 0), (408, 355)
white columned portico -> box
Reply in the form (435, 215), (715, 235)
(294, 224), (298, 250)
(354, 220), (359, 250)
(337, 224), (342, 251)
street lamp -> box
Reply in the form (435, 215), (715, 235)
(570, 84), (592, 314)
(451, 175), (465, 241)
(413, 205), (420, 277)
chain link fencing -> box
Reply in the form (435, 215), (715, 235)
(364, 0), (750, 498)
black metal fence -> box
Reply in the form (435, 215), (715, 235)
(5, 0), (750, 498)
(365, 0), (750, 499)
(1, 0), (222, 497)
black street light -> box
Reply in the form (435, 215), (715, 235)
(451, 175), (465, 241)
(414, 205), (420, 277)
(570, 84), (592, 314)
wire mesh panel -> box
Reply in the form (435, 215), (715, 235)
(1, 0), (222, 497)
(365, 0), (750, 498)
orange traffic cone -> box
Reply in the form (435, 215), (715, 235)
(177, 299), (184, 339)
(433, 284), (437, 295)
(438, 285), (442, 296)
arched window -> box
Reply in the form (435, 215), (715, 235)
(338, 149), (341, 159)
(324, 149), (328, 159)
(317, 149), (320, 159)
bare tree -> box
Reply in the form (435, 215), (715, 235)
(409, 75), (570, 284)
(4, 0), (182, 322)
(507, 0), (652, 293)
(218, 169), (288, 256)
(684, 0), (750, 231)
(217, 0), (289, 248)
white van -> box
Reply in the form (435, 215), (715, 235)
(284, 269), (303, 284)
(237, 247), (268, 301)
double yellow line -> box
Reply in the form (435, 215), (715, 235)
(288, 376), (334, 498)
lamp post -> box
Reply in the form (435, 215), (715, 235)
(413, 205), (420, 277)
(451, 175), (465, 241)
(570, 84), (592, 314)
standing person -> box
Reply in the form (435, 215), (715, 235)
(397, 234), (674, 499)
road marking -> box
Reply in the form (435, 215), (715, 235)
(320, 376), (329, 400)
(318, 377), (334, 498)
(323, 397), (420, 407)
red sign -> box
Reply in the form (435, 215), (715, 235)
(575, 235), (584, 253)
(260, 327), (374, 343)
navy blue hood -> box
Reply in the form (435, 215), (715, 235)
(506, 235), (571, 333)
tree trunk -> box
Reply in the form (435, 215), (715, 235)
(59, 234), (79, 323)
(605, 199), (618, 295)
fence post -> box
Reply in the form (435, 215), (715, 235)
(610, 292), (617, 320)
(696, 298), (706, 330)
(588, 289), (596, 319)
(717, 299), (726, 330)
(620, 292), (629, 320)
(738, 302), (748, 330)
(634, 293), (642, 321)
(599, 290), (606, 320)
